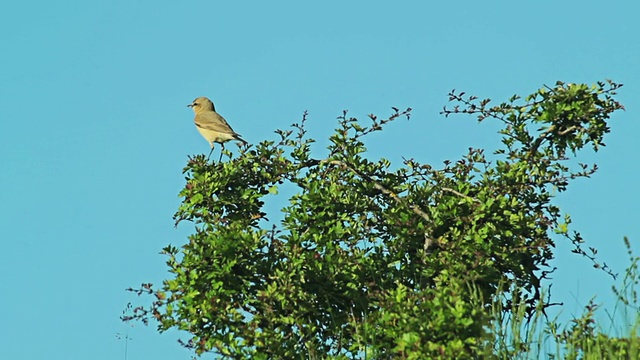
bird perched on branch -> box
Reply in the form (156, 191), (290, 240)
(187, 96), (247, 161)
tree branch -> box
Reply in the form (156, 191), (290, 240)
(440, 187), (481, 203)
(322, 159), (437, 250)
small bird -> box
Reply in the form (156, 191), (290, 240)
(187, 97), (247, 161)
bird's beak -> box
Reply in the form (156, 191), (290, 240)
(187, 104), (194, 108)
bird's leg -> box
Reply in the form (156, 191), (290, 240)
(218, 143), (225, 162)
(207, 145), (215, 162)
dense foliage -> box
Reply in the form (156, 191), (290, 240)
(125, 81), (627, 358)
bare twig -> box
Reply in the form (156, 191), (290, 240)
(322, 159), (436, 249)
(440, 187), (481, 203)
(529, 124), (556, 156)
(324, 160), (430, 222)
(557, 125), (578, 136)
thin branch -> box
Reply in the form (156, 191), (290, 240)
(557, 125), (578, 136)
(324, 160), (431, 222)
(529, 124), (556, 156)
(440, 187), (481, 203)
(322, 159), (437, 250)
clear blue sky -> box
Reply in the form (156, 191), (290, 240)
(1, 1), (638, 359)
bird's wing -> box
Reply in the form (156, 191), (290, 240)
(194, 111), (237, 135)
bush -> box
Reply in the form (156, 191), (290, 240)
(125, 81), (629, 359)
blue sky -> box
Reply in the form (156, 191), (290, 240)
(1, 1), (638, 359)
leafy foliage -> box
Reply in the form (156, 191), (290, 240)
(488, 237), (640, 360)
(125, 81), (624, 358)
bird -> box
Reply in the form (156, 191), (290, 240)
(187, 97), (247, 161)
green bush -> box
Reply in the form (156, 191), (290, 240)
(125, 81), (633, 359)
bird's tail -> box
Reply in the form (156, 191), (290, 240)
(235, 134), (248, 145)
